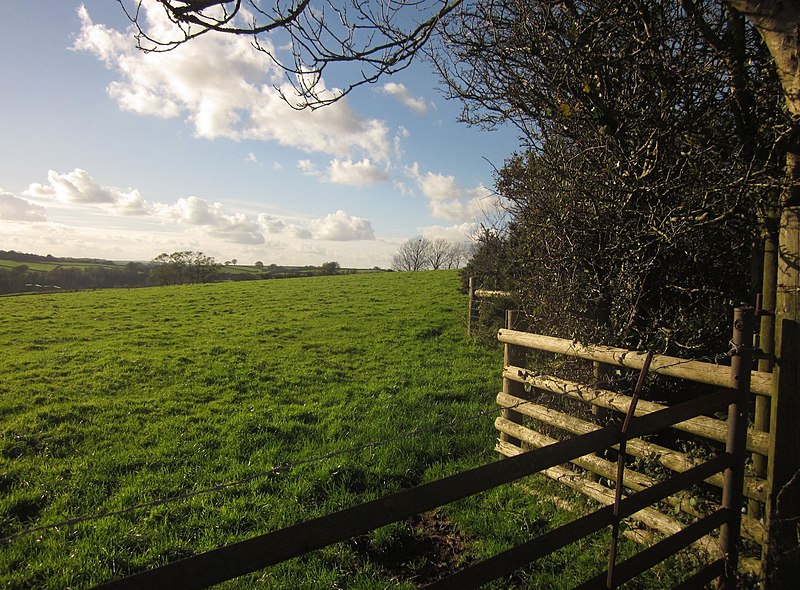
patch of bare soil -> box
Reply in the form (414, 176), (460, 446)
(360, 511), (474, 586)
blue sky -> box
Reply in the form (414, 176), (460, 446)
(0, 1), (518, 267)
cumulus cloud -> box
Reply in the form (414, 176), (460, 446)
(297, 159), (320, 176)
(310, 210), (375, 240)
(157, 196), (265, 244)
(0, 192), (47, 221)
(326, 159), (388, 186)
(24, 169), (149, 215)
(380, 83), (428, 115)
(74, 3), (390, 160)
(17, 167), (378, 248)
(245, 152), (259, 164)
(258, 214), (287, 234)
(404, 163), (495, 222)
(257, 213), (312, 239)
(419, 222), (479, 242)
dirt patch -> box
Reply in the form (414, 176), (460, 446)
(360, 511), (473, 586)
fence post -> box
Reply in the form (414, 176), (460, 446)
(751, 225), (777, 519)
(500, 310), (525, 452)
(719, 307), (754, 589)
(467, 277), (476, 336)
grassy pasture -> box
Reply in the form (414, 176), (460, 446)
(0, 271), (682, 588)
(0, 259), (123, 272)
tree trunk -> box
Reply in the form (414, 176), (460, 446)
(726, 1), (800, 586)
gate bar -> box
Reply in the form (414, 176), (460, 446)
(424, 453), (732, 590)
(607, 352), (653, 588)
(95, 390), (733, 589)
(719, 307), (754, 588)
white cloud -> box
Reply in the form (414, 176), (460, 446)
(404, 163), (495, 222)
(258, 214), (287, 234)
(326, 159), (388, 186)
(158, 196), (265, 244)
(380, 83), (428, 115)
(245, 152), (259, 164)
(310, 210), (375, 240)
(74, 3), (390, 160)
(297, 159), (320, 176)
(419, 222), (478, 242)
(24, 169), (149, 215)
(0, 192), (47, 221)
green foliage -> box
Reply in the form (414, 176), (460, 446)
(320, 261), (341, 275)
(150, 251), (221, 285)
(446, 1), (785, 355)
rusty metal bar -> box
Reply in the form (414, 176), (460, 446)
(424, 453), (732, 590)
(95, 392), (734, 590)
(607, 352), (653, 588)
(467, 277), (475, 336)
(672, 559), (726, 590)
(718, 307), (754, 588)
(575, 510), (732, 590)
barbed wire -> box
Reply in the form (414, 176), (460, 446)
(2, 331), (755, 546)
(1, 398), (525, 546)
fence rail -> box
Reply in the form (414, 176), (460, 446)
(466, 277), (513, 336)
(495, 307), (760, 581)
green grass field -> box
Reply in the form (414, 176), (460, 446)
(0, 259), (124, 272)
(0, 271), (683, 588)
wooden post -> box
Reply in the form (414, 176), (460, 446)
(763, 186), (800, 588)
(719, 307), (754, 589)
(751, 225), (777, 519)
(467, 277), (476, 336)
(500, 310), (525, 451)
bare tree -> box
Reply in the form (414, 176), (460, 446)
(391, 236), (431, 271)
(117, 0), (462, 108)
(446, 242), (467, 269)
(427, 238), (451, 270)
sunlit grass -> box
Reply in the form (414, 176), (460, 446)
(0, 272), (687, 588)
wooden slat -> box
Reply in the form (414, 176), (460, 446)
(672, 559), (725, 590)
(473, 289), (512, 299)
(496, 391), (768, 504)
(495, 417), (657, 492)
(498, 442), (720, 557)
(497, 329), (772, 396)
(504, 370), (770, 456)
(495, 419), (767, 546)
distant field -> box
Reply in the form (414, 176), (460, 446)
(0, 259), (123, 272)
(0, 259), (380, 275)
(0, 272), (674, 588)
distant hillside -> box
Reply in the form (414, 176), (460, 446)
(0, 250), (122, 266)
(0, 250), (386, 295)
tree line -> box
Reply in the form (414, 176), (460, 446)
(0, 251), (355, 295)
(391, 237), (467, 271)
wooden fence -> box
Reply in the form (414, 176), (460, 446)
(466, 277), (512, 336)
(94, 309), (755, 589)
(496, 307), (766, 582)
